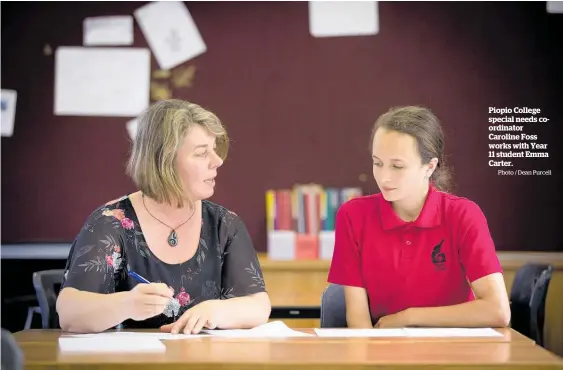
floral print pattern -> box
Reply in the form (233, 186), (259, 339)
(163, 288), (191, 318)
(105, 245), (122, 271)
(60, 197), (267, 329)
(245, 262), (266, 290)
(121, 218), (134, 229)
(102, 208), (135, 230)
(202, 280), (220, 300)
(103, 208), (125, 220)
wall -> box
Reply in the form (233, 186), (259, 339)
(2, 1), (562, 252)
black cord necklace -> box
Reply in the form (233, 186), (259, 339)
(142, 193), (196, 247)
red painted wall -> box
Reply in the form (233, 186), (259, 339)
(2, 1), (562, 251)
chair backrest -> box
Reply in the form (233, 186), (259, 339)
(1, 328), (24, 370)
(320, 284), (347, 328)
(320, 284), (377, 328)
(529, 266), (553, 346)
(509, 263), (553, 346)
(32, 269), (65, 329)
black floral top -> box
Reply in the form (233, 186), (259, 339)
(61, 195), (267, 329)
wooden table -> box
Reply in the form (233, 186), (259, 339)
(257, 252), (563, 358)
(13, 328), (536, 345)
(14, 328), (563, 370)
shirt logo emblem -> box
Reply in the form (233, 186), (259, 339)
(431, 239), (446, 270)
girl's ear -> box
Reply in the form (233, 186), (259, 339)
(426, 157), (439, 178)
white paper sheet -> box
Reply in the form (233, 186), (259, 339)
(314, 328), (408, 337)
(314, 327), (502, 338)
(54, 47), (151, 117)
(308, 1), (379, 38)
(126, 118), (138, 140)
(1, 89), (17, 137)
(203, 321), (314, 338)
(547, 1), (563, 13)
(83, 16), (134, 46)
(63, 332), (209, 340)
(134, 1), (206, 70)
(58, 337), (166, 352)
(403, 328), (503, 337)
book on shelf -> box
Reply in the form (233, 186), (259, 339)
(265, 184), (362, 261)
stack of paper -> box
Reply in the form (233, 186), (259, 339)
(202, 321), (313, 338)
(314, 328), (503, 338)
(59, 331), (214, 352)
(314, 328), (408, 337)
(64, 331), (209, 340)
(58, 337), (166, 352)
(403, 328), (503, 337)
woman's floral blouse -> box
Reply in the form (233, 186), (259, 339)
(61, 196), (267, 328)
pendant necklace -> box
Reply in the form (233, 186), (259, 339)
(142, 193), (196, 247)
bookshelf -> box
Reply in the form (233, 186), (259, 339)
(265, 184), (362, 261)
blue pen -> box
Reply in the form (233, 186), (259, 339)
(128, 271), (151, 284)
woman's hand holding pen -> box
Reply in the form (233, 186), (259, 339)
(126, 283), (174, 321)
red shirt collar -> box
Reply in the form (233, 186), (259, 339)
(379, 184), (442, 230)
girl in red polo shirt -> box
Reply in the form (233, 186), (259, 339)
(327, 106), (511, 328)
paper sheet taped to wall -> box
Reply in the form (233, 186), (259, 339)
(126, 118), (138, 140)
(1, 89), (17, 137)
(54, 47), (151, 117)
(547, 1), (563, 13)
(308, 1), (379, 38)
(134, 1), (207, 70)
(83, 15), (134, 46)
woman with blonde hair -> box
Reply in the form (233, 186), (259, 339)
(57, 99), (271, 334)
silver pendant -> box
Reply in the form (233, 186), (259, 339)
(168, 230), (178, 247)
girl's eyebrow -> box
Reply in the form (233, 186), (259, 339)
(372, 155), (405, 162)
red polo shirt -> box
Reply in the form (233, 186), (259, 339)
(327, 185), (502, 320)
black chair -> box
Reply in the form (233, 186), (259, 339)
(320, 284), (347, 328)
(509, 263), (553, 346)
(32, 269), (65, 329)
(2, 294), (42, 330)
(1, 328), (24, 370)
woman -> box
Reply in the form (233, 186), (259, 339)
(56, 99), (271, 334)
(327, 106), (511, 328)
